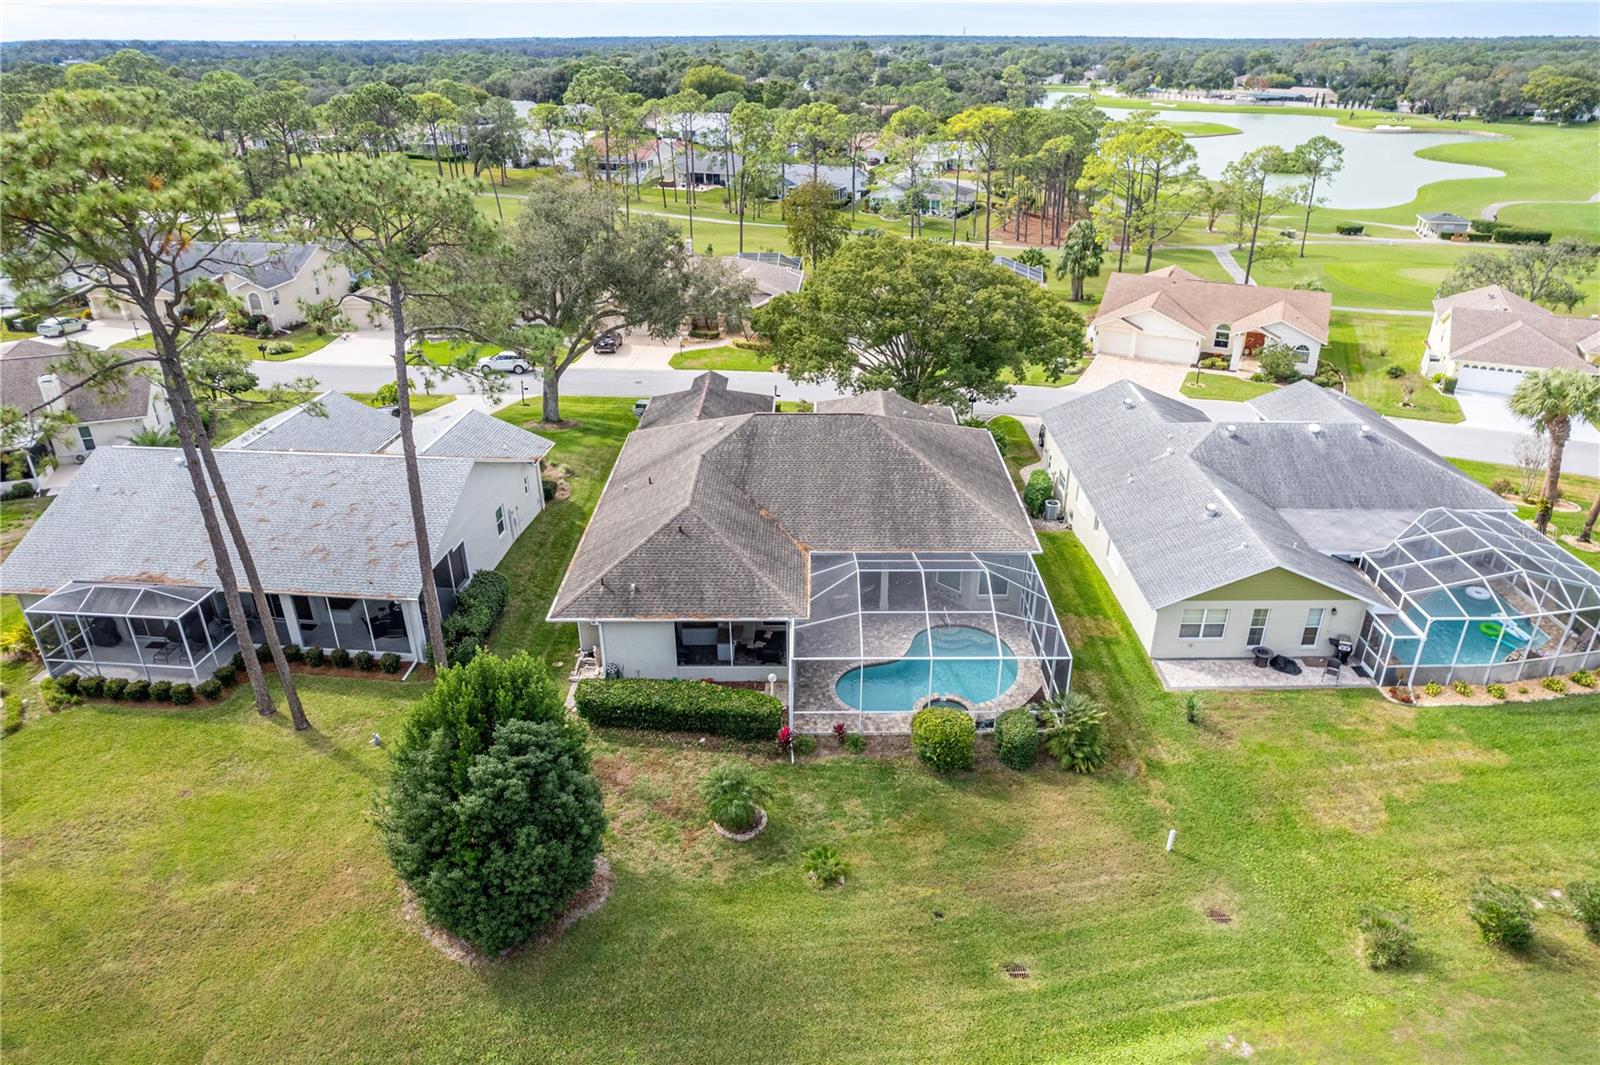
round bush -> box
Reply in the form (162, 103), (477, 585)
(994, 707), (1038, 770)
(1469, 879), (1533, 949)
(79, 675), (104, 698)
(197, 678), (224, 700)
(304, 646), (325, 668)
(149, 680), (172, 701)
(213, 663), (238, 687)
(380, 652), (402, 674)
(379, 652), (605, 955)
(330, 647), (352, 669)
(125, 679), (150, 701)
(701, 761), (766, 832)
(1357, 903), (1415, 969)
(55, 673), (81, 696)
(354, 651), (375, 672)
(103, 678), (128, 700)
(169, 683), (195, 705)
(910, 705), (975, 773)
(281, 643), (304, 663)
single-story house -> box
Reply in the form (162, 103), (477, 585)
(550, 382), (1073, 732)
(1089, 266), (1331, 374)
(88, 240), (352, 332)
(1415, 212), (1471, 239)
(670, 152), (869, 203)
(722, 254), (804, 309)
(867, 172), (978, 217)
(636, 371), (775, 429)
(0, 339), (173, 488)
(1, 396), (553, 682)
(1418, 284), (1600, 394)
(1040, 380), (1600, 689)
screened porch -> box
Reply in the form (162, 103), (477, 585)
(25, 582), (241, 684)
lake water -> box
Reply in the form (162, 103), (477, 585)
(1061, 102), (1501, 210)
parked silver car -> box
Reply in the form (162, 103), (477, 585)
(36, 316), (88, 338)
(477, 351), (534, 375)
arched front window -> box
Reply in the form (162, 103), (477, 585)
(1294, 344), (1311, 358)
(1211, 324), (1231, 349)
(247, 292), (264, 315)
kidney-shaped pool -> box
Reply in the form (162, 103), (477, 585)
(835, 625), (1019, 712)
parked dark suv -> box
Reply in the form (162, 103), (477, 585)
(593, 331), (622, 354)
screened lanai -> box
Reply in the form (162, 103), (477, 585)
(24, 581), (241, 684)
(1352, 509), (1600, 688)
(790, 552), (1072, 733)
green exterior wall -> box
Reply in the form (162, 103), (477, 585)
(1189, 568), (1347, 603)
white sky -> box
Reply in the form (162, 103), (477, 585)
(2, 1), (1596, 43)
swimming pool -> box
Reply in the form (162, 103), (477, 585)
(835, 625), (1019, 712)
(1398, 587), (1549, 666)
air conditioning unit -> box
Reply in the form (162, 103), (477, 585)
(1042, 498), (1062, 522)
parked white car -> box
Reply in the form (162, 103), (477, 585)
(36, 316), (88, 338)
(477, 351), (534, 375)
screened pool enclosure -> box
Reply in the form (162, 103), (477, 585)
(1352, 509), (1600, 688)
(791, 552), (1072, 732)
(24, 581), (243, 685)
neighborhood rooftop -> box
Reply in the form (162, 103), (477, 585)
(155, 240), (320, 292)
(814, 390), (957, 424)
(1, 338), (156, 422)
(411, 409), (555, 462)
(549, 402), (1038, 621)
(1093, 264), (1332, 343)
(0, 446), (477, 601)
(226, 391), (400, 454)
(636, 371), (776, 429)
(1039, 380), (1506, 611)
(1430, 284), (1600, 373)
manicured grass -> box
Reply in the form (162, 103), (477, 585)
(1, 327), (38, 341)
(1243, 241), (1475, 312)
(1492, 200), (1600, 241)
(5, 535), (1597, 1061)
(347, 391), (454, 415)
(1447, 458), (1600, 572)
(113, 324), (339, 361)
(1322, 312), (1463, 423)
(1163, 120), (1241, 137)
(1178, 370), (1277, 401)
(985, 414), (1037, 489)
(668, 344), (774, 371)
(487, 396), (637, 667)
(415, 338), (499, 368)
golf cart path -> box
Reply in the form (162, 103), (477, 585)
(1480, 191), (1600, 220)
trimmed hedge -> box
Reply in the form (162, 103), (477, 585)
(1493, 228), (1551, 245)
(1469, 218), (1499, 234)
(1333, 222), (1364, 235)
(443, 569), (510, 658)
(574, 679), (783, 740)
(994, 707), (1038, 770)
(1022, 469), (1053, 517)
(911, 705), (975, 773)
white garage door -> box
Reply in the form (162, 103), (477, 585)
(1455, 364), (1523, 395)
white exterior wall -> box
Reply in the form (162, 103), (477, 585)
(1454, 363), (1525, 395)
(1420, 309), (1451, 373)
(595, 619), (792, 682)
(1149, 596), (1368, 659)
(1092, 314), (1201, 364)
(432, 460), (544, 577)
(1040, 431), (1161, 650)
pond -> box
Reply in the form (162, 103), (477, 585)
(1058, 101), (1502, 210)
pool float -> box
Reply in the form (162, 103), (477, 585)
(1478, 621), (1504, 639)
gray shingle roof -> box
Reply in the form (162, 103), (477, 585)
(1, 339), (155, 422)
(636, 372), (775, 429)
(0, 447), (475, 599)
(815, 391), (957, 424)
(1039, 380), (1507, 609)
(418, 410), (554, 462)
(225, 391), (400, 454)
(549, 408), (1037, 620)
(157, 240), (319, 293)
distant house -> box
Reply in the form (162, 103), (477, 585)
(0, 338), (173, 488)
(0, 395), (554, 683)
(87, 240), (351, 333)
(779, 162), (869, 202)
(1419, 285), (1600, 394)
(670, 153), (868, 202)
(867, 172), (978, 217)
(722, 254), (804, 309)
(1415, 212), (1471, 239)
(1089, 266), (1331, 374)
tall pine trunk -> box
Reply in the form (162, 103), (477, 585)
(387, 283), (451, 665)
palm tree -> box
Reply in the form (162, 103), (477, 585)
(1507, 369), (1600, 535)
(128, 426), (180, 447)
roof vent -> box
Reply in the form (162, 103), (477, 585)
(1122, 396), (1135, 409)
(1359, 423), (1372, 435)
(1204, 502), (1219, 517)
(1225, 424), (1238, 437)
(1308, 422), (1324, 436)
(628, 582), (639, 595)
(173, 455), (187, 468)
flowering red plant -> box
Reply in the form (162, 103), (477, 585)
(833, 722), (848, 739)
(776, 725), (793, 751)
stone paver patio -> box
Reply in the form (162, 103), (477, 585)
(1154, 656), (1372, 691)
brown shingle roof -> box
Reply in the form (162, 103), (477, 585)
(0, 339), (154, 422)
(1434, 286), (1600, 372)
(1093, 266), (1332, 344)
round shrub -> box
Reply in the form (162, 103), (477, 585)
(79, 675), (104, 698)
(1022, 469), (1053, 517)
(5, 481), (38, 500)
(1568, 880), (1600, 940)
(1357, 903), (1416, 970)
(169, 683), (195, 705)
(256, 643), (273, 663)
(230, 650), (246, 672)
(701, 761), (767, 832)
(1469, 879), (1533, 949)
(303, 646), (325, 668)
(330, 647), (352, 669)
(149, 680), (172, 701)
(378, 652), (605, 955)
(125, 679), (150, 701)
(354, 651), (375, 672)
(910, 705), (975, 773)
(281, 643), (304, 663)
(103, 677), (128, 700)
(1486, 683), (1508, 700)
(55, 673), (80, 696)
(197, 678), (224, 700)
(380, 652), (402, 674)
(1385, 364), (1407, 379)
(212, 663), (237, 687)
(994, 707), (1038, 770)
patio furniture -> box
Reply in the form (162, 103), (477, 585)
(149, 639), (179, 663)
(1252, 646), (1272, 668)
(1321, 657), (1342, 683)
(1268, 654), (1302, 676)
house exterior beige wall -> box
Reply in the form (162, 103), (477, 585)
(235, 248), (350, 330)
(594, 620), (792, 683)
(1091, 314), (1200, 364)
(1149, 571), (1368, 659)
(433, 459), (544, 577)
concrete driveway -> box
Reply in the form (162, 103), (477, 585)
(1454, 388), (1600, 446)
(50, 320), (147, 349)
(1071, 353), (1191, 394)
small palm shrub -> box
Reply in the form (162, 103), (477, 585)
(1469, 879), (1533, 949)
(1541, 676), (1565, 693)
(701, 761), (767, 833)
(1041, 692), (1109, 773)
(1451, 680), (1472, 696)
(1568, 880), (1600, 940)
(910, 705), (975, 773)
(1571, 670), (1595, 687)
(1486, 683), (1508, 700)
(1357, 904), (1416, 970)
(1422, 681), (1443, 697)
(994, 707), (1038, 770)
(802, 845), (847, 889)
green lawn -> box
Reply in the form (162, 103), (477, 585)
(1164, 120), (1241, 137)
(487, 396), (637, 667)
(1447, 458), (1600, 572)
(1491, 200), (1600, 242)
(414, 338), (500, 368)
(1178, 370), (1278, 401)
(1, 327), (38, 341)
(985, 415), (1038, 488)
(1241, 242), (1476, 312)
(668, 344), (774, 371)
(1322, 312), (1463, 423)
(113, 324), (339, 361)
(4, 532), (1598, 1062)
